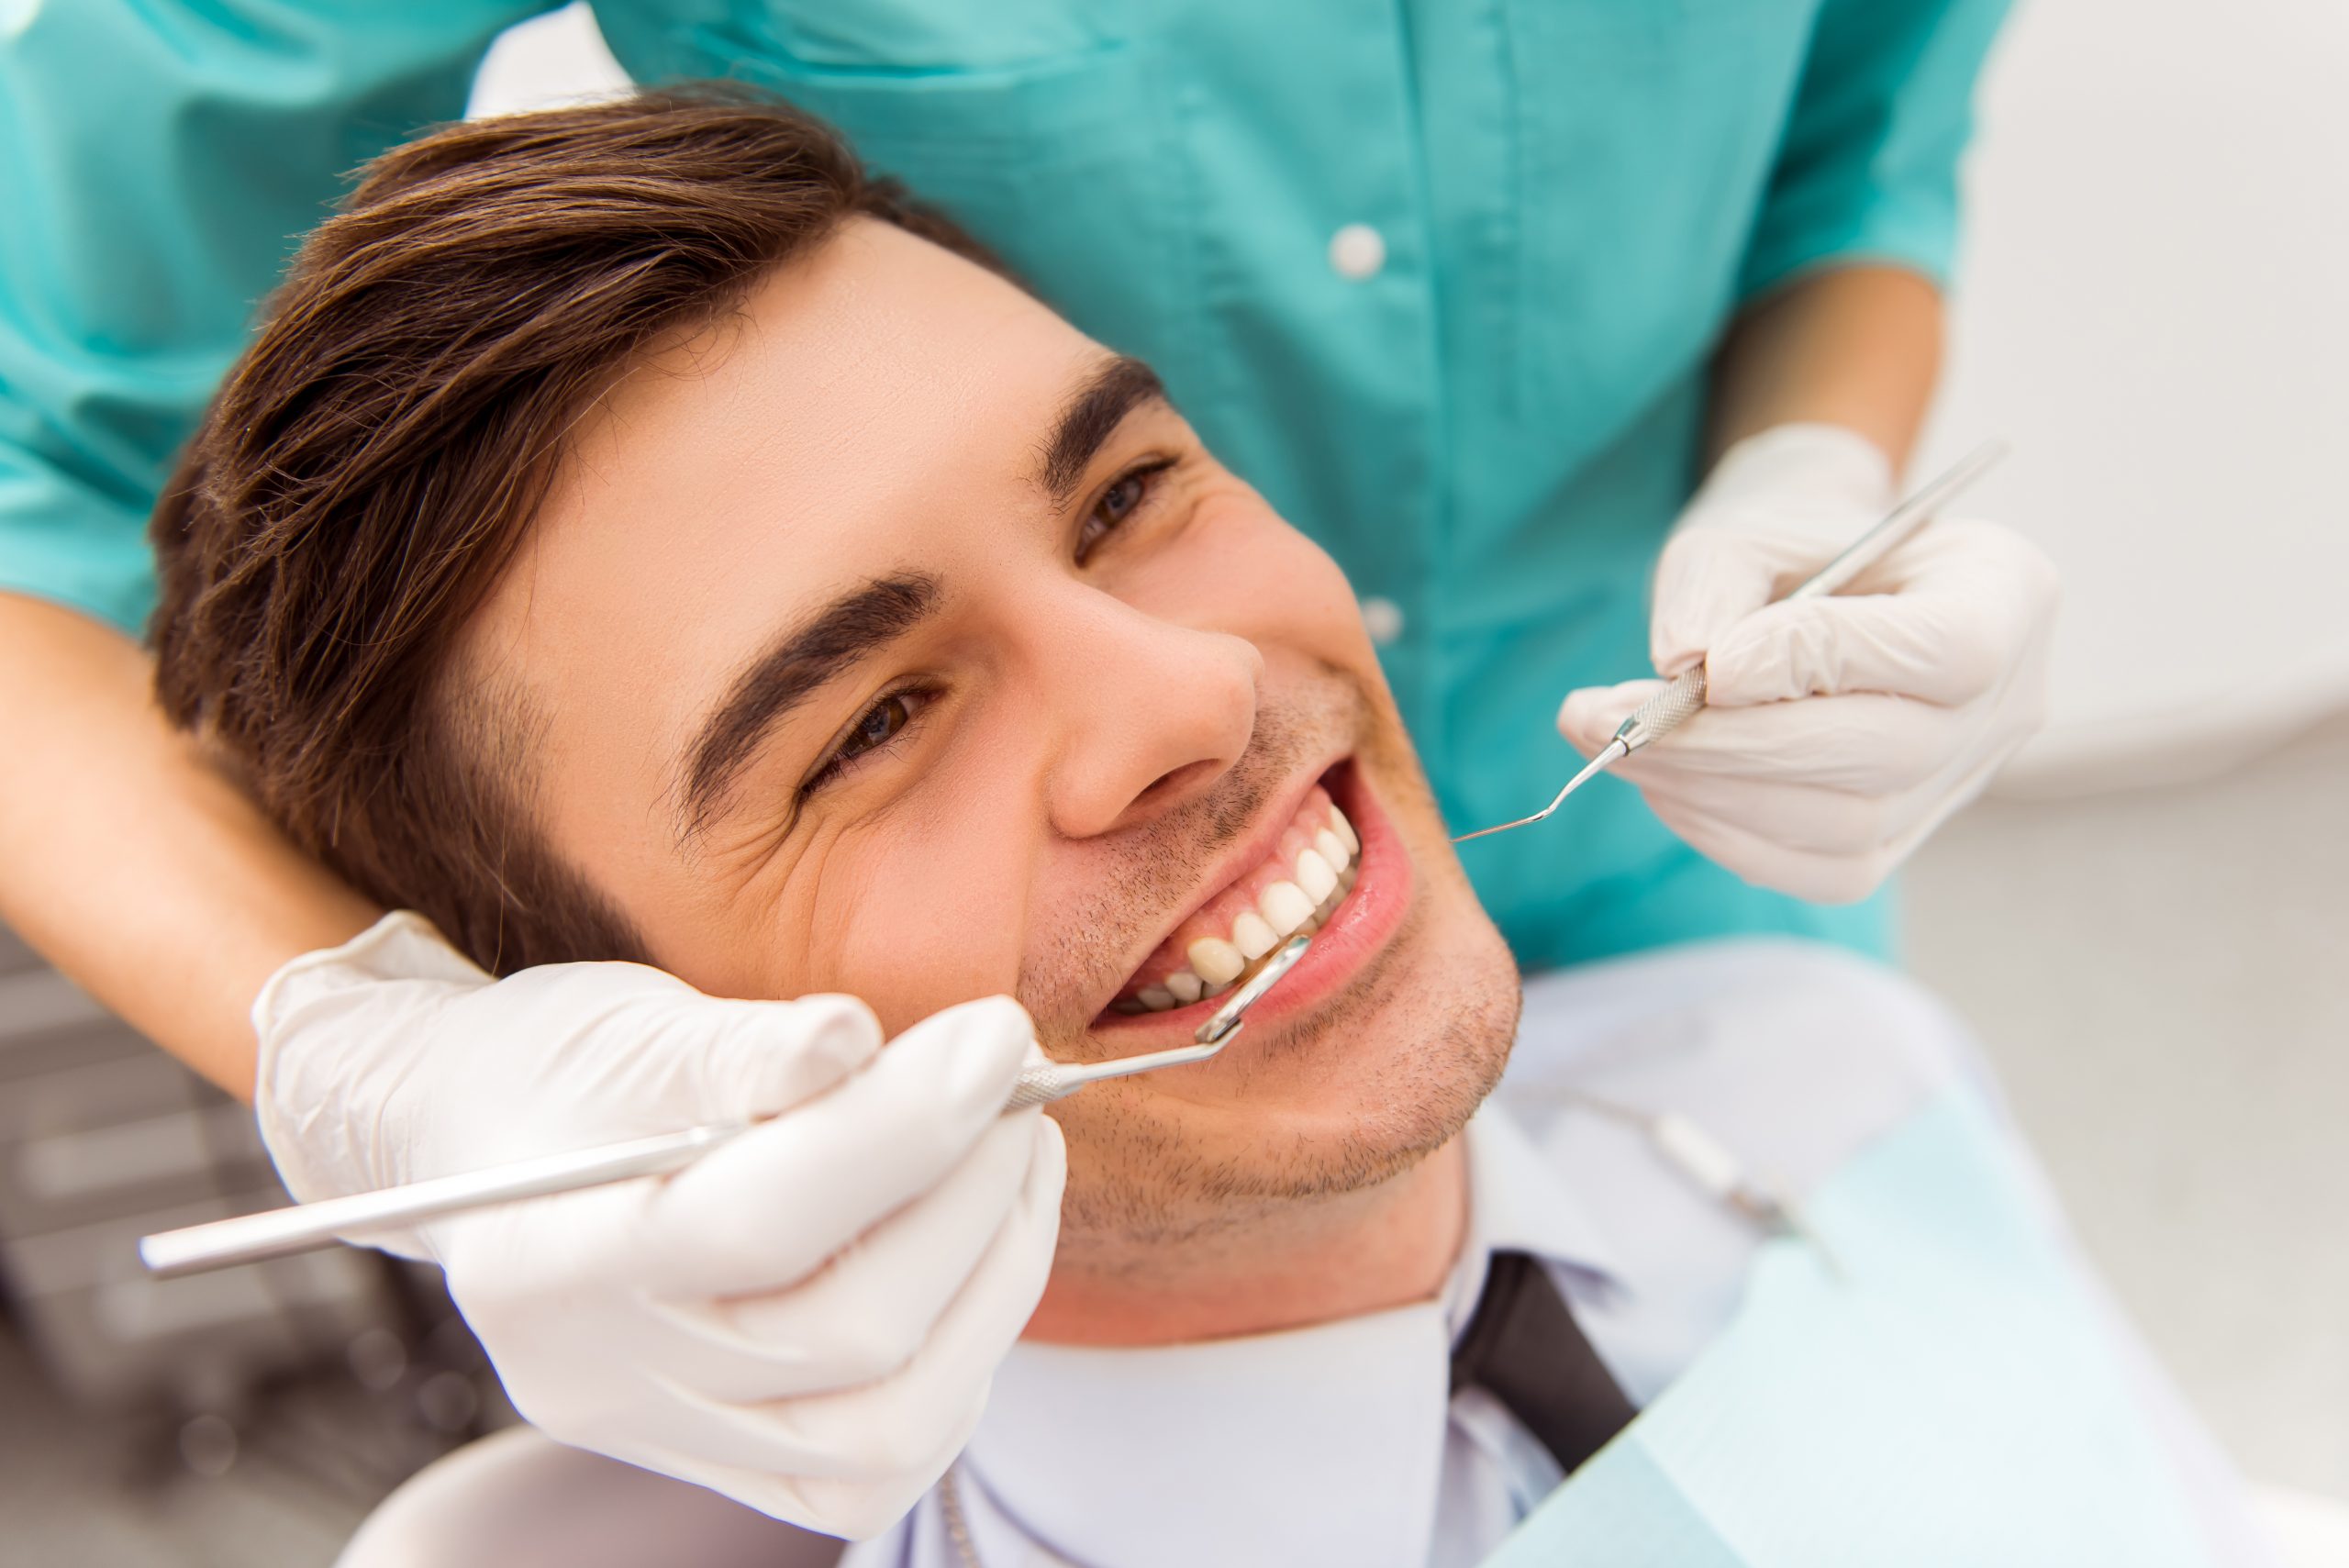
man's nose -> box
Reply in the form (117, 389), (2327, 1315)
(1037, 591), (1263, 840)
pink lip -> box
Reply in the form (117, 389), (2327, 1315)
(1089, 760), (1413, 1047)
(1090, 755), (1338, 1006)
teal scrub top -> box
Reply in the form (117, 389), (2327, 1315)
(0, 0), (2008, 973)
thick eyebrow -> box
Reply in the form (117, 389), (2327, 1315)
(1034, 355), (1168, 509)
(676, 573), (941, 841)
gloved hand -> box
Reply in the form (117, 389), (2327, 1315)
(254, 912), (1064, 1539)
(1559, 423), (2059, 904)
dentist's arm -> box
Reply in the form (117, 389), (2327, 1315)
(1705, 262), (1944, 471)
(1560, 0), (2057, 904)
(0, 595), (377, 1090)
(0, 0), (551, 1077)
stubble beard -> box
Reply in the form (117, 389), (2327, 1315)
(1048, 937), (1520, 1269)
(1032, 681), (1524, 1270)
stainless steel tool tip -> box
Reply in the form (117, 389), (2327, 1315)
(1001, 932), (1316, 1109)
(1197, 931), (1313, 1044)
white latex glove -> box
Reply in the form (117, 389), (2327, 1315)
(1559, 423), (2059, 904)
(254, 911), (1064, 1539)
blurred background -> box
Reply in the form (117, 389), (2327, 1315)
(3, 1), (2343, 1561)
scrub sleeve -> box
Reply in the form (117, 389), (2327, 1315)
(0, 0), (545, 636)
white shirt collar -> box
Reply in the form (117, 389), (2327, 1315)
(1442, 1100), (1628, 1335)
(961, 1107), (1625, 1568)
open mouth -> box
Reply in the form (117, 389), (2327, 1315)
(1102, 765), (1365, 1019)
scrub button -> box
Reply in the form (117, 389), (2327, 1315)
(1361, 595), (1405, 645)
(1329, 223), (1386, 281)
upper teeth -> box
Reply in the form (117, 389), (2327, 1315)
(1255, 881), (1316, 937)
(1294, 849), (1338, 903)
(1330, 809), (1359, 857)
(1126, 800), (1361, 1012)
(1231, 911), (1278, 961)
(1187, 937), (1246, 985)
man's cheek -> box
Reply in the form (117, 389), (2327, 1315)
(839, 891), (1030, 1038)
(853, 957), (1019, 1041)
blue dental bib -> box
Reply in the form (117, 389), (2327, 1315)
(1486, 1089), (2224, 1567)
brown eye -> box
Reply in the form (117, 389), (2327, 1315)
(1076, 461), (1173, 562)
(801, 688), (933, 798)
(838, 694), (914, 763)
(1099, 472), (1147, 522)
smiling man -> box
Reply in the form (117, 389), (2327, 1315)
(151, 95), (2266, 1566)
(465, 209), (1521, 1339)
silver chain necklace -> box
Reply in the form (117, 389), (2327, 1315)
(937, 1462), (1085, 1568)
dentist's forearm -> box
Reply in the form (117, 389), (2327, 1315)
(0, 594), (378, 1097)
(1706, 263), (1945, 471)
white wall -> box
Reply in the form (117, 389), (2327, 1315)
(1920, 0), (2349, 795)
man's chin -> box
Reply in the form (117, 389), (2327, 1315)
(1048, 887), (1521, 1251)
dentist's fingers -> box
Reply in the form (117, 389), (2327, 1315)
(1556, 668), (2030, 900)
(636, 995), (1034, 1298)
(620, 1366), (993, 1542)
(1702, 591), (1996, 708)
(1556, 679), (1661, 756)
(1597, 427), (2051, 907)
(1649, 528), (1795, 678)
(619, 1396), (986, 1540)
(655, 991), (888, 1125)
(1637, 795), (1898, 906)
(1626, 728), (2000, 861)
(623, 1117), (1064, 1481)
(644, 1112), (1043, 1402)
(483, 981), (887, 1134)
(1647, 427), (1891, 675)
(1701, 520), (2059, 710)
(1633, 742), (2017, 904)
(1631, 773), (1932, 861)
(1559, 681), (1959, 796)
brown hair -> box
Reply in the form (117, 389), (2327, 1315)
(151, 88), (996, 974)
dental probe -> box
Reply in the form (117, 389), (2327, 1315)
(1451, 439), (2009, 845)
(138, 935), (1313, 1280)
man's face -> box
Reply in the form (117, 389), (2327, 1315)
(464, 219), (1519, 1257)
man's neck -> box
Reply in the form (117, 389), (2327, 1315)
(1024, 1135), (1470, 1345)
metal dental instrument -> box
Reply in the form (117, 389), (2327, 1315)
(1003, 931), (1311, 1109)
(1549, 1088), (1847, 1283)
(1452, 439), (2009, 845)
(139, 934), (1313, 1279)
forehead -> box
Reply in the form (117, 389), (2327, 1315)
(551, 217), (1092, 556)
(465, 218), (1097, 714)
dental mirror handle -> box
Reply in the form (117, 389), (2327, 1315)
(141, 934), (1315, 1278)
